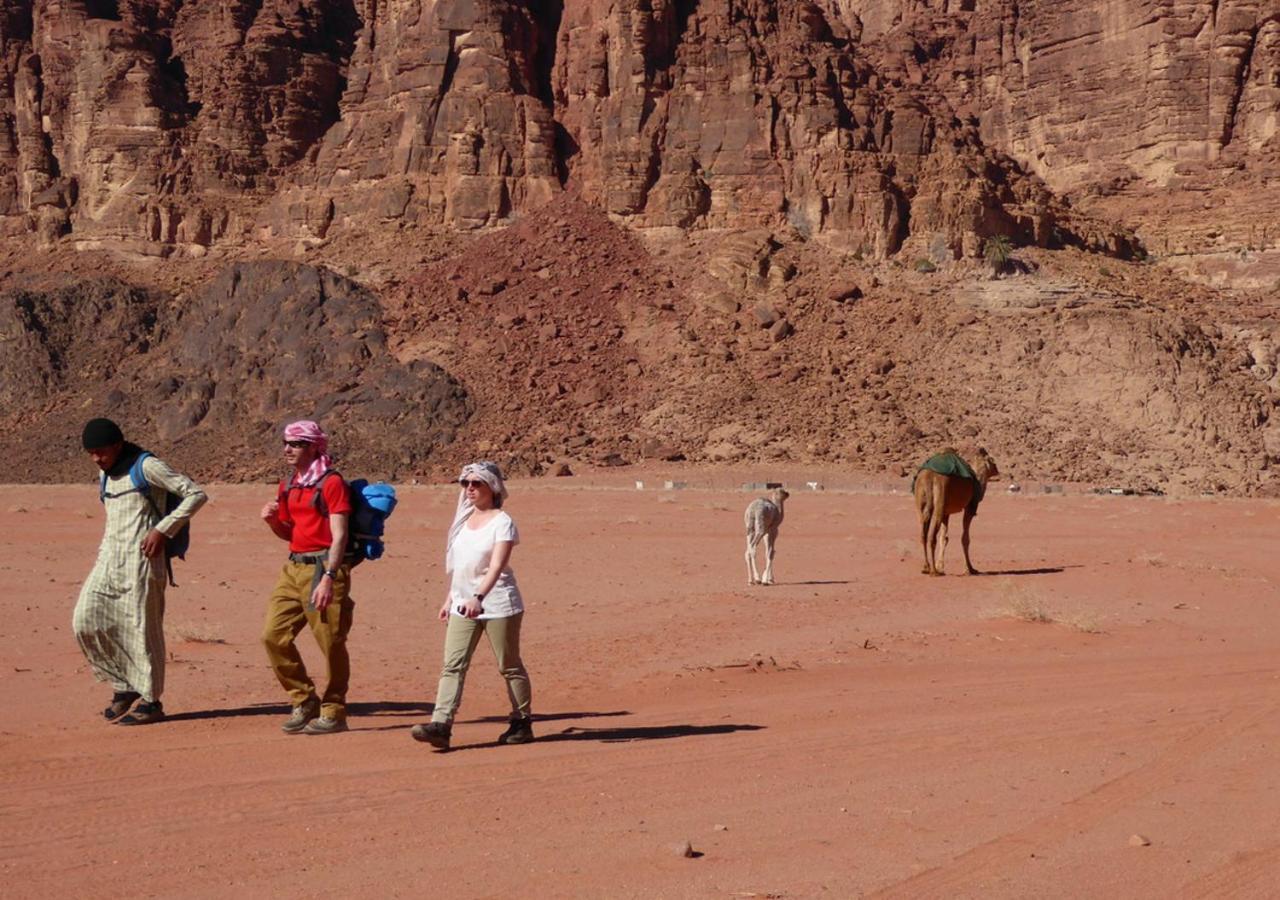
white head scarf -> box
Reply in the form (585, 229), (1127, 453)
(445, 461), (508, 572)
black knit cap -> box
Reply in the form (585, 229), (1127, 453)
(82, 418), (124, 450)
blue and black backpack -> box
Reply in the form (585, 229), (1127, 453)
(99, 450), (190, 585)
(296, 470), (398, 564)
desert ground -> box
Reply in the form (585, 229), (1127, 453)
(3, 471), (1279, 898)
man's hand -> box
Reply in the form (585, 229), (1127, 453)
(261, 500), (279, 521)
(140, 529), (167, 559)
(310, 575), (334, 613)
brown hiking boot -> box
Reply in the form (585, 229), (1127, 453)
(410, 721), (451, 750)
(281, 699), (320, 734)
(302, 715), (348, 735)
(498, 716), (534, 745)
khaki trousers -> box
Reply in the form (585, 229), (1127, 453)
(432, 612), (531, 725)
(262, 561), (353, 719)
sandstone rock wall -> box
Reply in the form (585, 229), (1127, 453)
(0, 0), (1271, 255)
(831, 0), (1279, 190)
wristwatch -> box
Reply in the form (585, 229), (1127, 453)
(473, 592), (486, 602)
(324, 570), (338, 579)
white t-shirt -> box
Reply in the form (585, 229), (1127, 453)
(447, 511), (523, 619)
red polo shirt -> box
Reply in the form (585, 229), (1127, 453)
(277, 472), (351, 553)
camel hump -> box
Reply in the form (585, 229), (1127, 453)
(918, 451), (977, 482)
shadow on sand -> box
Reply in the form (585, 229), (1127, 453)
(165, 700), (432, 723)
(978, 566), (1071, 576)
(363, 709), (633, 734)
(441, 722), (765, 752)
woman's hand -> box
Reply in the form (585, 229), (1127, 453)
(457, 595), (483, 619)
(438, 597), (451, 621)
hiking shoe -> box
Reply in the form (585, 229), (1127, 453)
(103, 691), (140, 721)
(281, 699), (321, 734)
(410, 721), (451, 750)
(302, 715), (348, 735)
(498, 716), (534, 745)
(116, 700), (164, 726)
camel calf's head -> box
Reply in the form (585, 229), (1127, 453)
(770, 487), (790, 506)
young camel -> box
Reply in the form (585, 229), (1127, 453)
(914, 448), (999, 576)
(744, 488), (789, 586)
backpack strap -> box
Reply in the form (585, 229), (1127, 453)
(280, 469), (337, 519)
(100, 451), (156, 507)
(130, 452), (161, 516)
(310, 469), (338, 519)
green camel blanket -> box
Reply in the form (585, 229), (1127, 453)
(912, 451), (986, 510)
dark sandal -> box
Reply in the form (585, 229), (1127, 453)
(115, 700), (164, 726)
(103, 691), (140, 720)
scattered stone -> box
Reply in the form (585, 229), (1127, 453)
(827, 281), (863, 303)
(1129, 834), (1151, 847)
(769, 319), (793, 343)
(702, 293), (741, 315)
(672, 840), (697, 858)
(549, 462), (573, 477)
(713, 824), (728, 832)
(753, 303), (780, 327)
(1007, 483), (1022, 493)
(640, 438), (684, 461)
(599, 452), (630, 467)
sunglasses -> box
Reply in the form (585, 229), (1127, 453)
(460, 480), (488, 489)
(283, 440), (310, 449)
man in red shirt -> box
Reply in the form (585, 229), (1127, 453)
(260, 420), (354, 735)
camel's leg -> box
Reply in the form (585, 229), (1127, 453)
(745, 534), (760, 585)
(937, 513), (952, 575)
(925, 507), (943, 576)
(918, 499), (933, 574)
(961, 508), (978, 575)
(762, 530), (777, 585)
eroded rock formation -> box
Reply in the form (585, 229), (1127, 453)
(0, 261), (471, 481)
(18, 0), (1275, 256)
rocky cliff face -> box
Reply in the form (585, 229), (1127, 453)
(0, 261), (471, 481)
(20, 0), (1276, 257)
(831, 0), (1278, 190)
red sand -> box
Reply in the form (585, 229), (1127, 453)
(2, 476), (1279, 897)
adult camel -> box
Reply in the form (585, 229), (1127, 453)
(913, 447), (999, 576)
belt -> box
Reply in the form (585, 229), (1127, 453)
(289, 552), (329, 564)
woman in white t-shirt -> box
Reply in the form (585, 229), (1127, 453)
(411, 461), (533, 751)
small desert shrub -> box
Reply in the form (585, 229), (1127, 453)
(1005, 594), (1053, 623)
(991, 583), (1053, 624)
(914, 258), (937, 274)
(1061, 611), (1104, 634)
(983, 234), (1013, 269)
(174, 625), (227, 644)
(1099, 265), (1113, 277)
